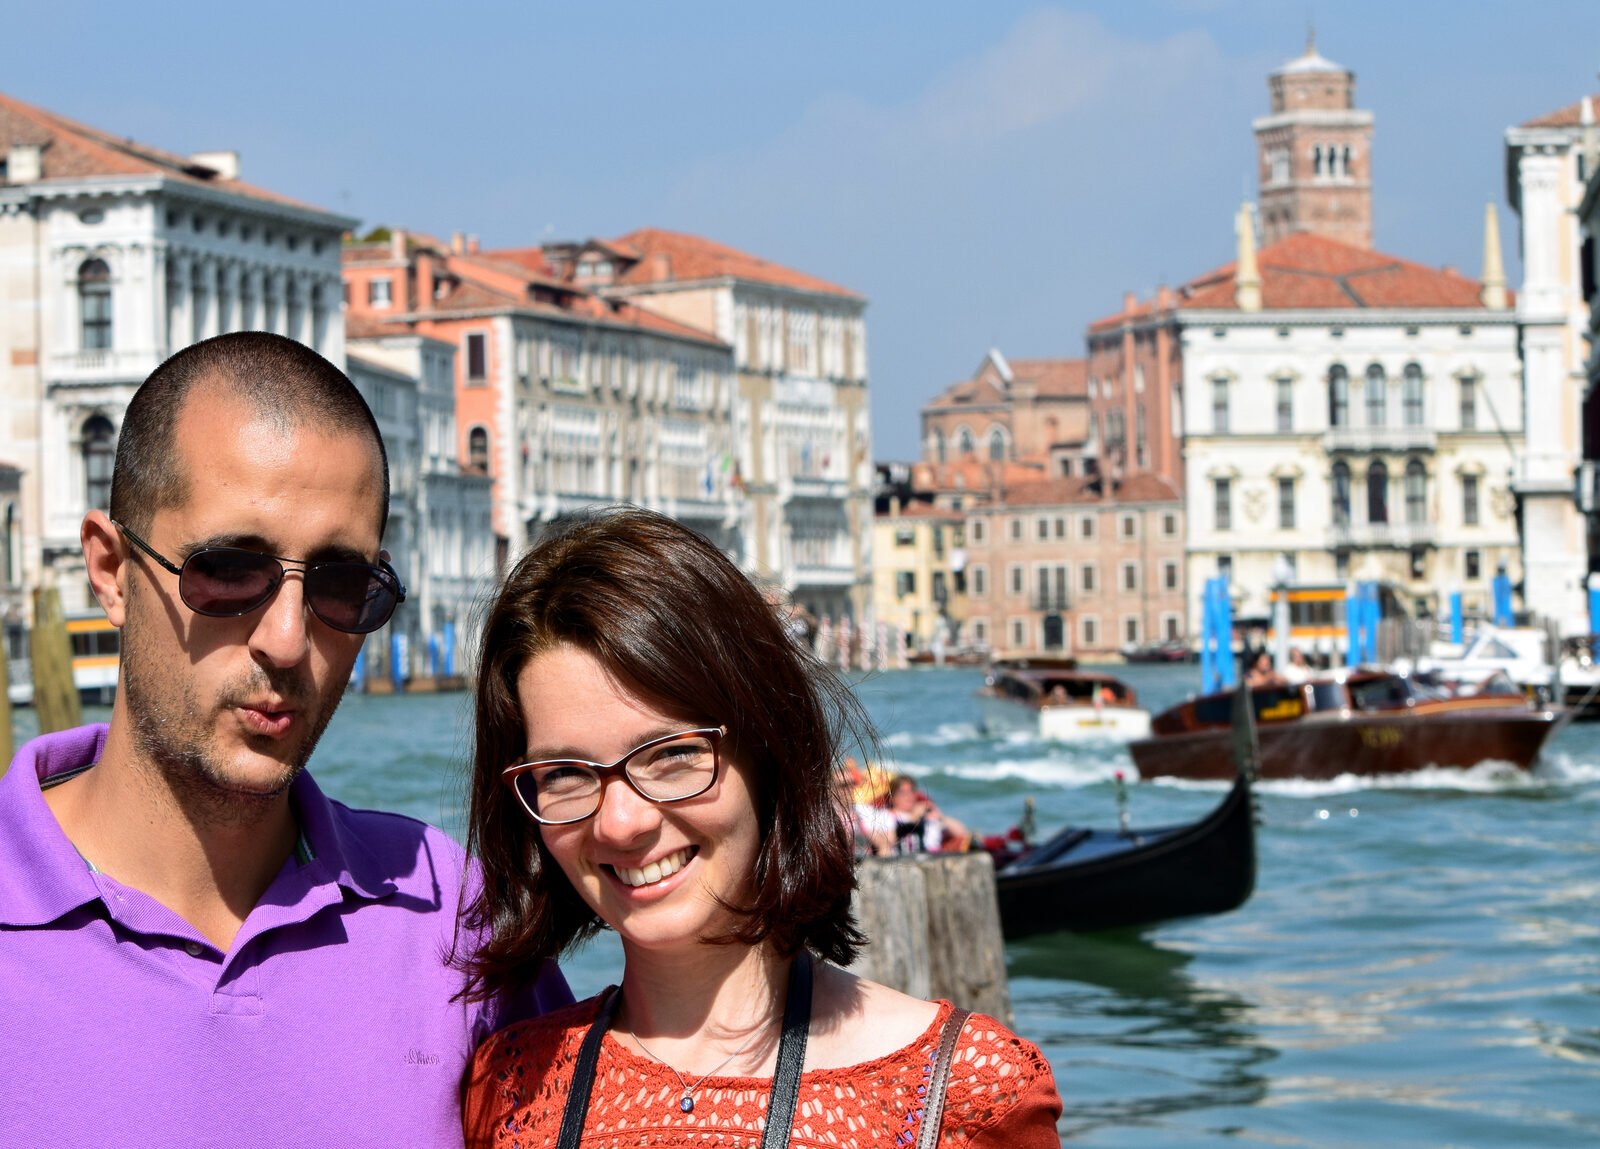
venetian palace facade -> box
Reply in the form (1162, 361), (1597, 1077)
(1092, 41), (1523, 641)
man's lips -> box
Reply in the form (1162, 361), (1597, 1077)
(234, 702), (297, 737)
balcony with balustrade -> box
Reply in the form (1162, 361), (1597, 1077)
(1323, 424), (1437, 453)
(1327, 520), (1437, 549)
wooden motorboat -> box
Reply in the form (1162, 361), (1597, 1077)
(1129, 670), (1560, 782)
(1121, 640), (1196, 664)
(992, 687), (1259, 937)
(977, 657), (1152, 742)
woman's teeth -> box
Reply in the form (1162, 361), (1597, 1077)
(614, 847), (693, 888)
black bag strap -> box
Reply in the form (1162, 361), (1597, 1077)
(914, 1006), (972, 1149)
(758, 950), (813, 1149)
(554, 952), (814, 1149)
(555, 986), (620, 1149)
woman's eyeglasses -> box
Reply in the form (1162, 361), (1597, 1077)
(115, 521), (405, 635)
(502, 727), (727, 825)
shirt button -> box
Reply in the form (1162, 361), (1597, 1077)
(185, 942), (204, 956)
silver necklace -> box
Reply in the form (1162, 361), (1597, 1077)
(626, 1024), (768, 1114)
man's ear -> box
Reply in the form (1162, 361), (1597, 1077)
(81, 511), (128, 627)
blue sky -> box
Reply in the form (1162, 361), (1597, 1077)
(10, 2), (1597, 456)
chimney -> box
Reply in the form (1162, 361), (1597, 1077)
(651, 252), (672, 281)
(467, 234), (480, 254)
(6, 143), (43, 184)
(1480, 203), (1508, 310)
(390, 228), (407, 261)
(190, 150), (239, 180)
(1234, 202), (1262, 312)
(1123, 291), (1137, 314)
(451, 231), (466, 255)
(415, 250), (436, 309)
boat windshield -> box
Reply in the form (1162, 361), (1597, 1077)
(1348, 675), (1412, 711)
(1308, 681), (1346, 712)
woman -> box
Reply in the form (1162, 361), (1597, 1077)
(459, 508), (1060, 1148)
(884, 774), (971, 854)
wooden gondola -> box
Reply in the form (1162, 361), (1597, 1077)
(991, 687), (1260, 938)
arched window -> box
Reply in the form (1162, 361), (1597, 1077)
(957, 426), (975, 457)
(1365, 364), (1387, 427)
(988, 426), (1006, 461)
(1341, 146), (1352, 178)
(1405, 460), (1427, 524)
(79, 259), (112, 351)
(1402, 363), (1424, 426)
(1313, 145), (1324, 178)
(1328, 365), (1350, 427)
(467, 426), (489, 473)
(1331, 461), (1352, 526)
(932, 428), (946, 463)
(82, 415), (115, 512)
(1367, 460), (1389, 525)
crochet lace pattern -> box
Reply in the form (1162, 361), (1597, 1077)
(464, 995), (1061, 1149)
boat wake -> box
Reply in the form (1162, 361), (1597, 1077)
(1244, 758), (1593, 797)
(887, 756), (1129, 789)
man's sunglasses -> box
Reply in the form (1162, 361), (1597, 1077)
(114, 521), (405, 635)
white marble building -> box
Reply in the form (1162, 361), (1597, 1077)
(1180, 208), (1523, 630)
(0, 91), (352, 614)
(1505, 95), (1599, 635)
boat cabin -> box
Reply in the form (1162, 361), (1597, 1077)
(1152, 670), (1527, 736)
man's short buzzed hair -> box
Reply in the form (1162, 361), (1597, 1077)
(109, 332), (390, 537)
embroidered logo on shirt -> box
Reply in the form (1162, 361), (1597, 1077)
(404, 1048), (441, 1067)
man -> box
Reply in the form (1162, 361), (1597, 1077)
(0, 333), (569, 1146)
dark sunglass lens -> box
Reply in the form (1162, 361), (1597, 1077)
(181, 550), (280, 615)
(307, 563), (399, 633)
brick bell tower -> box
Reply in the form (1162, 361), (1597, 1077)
(1253, 32), (1374, 248)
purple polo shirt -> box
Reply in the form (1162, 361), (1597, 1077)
(0, 725), (572, 1148)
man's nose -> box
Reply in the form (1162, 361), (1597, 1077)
(247, 573), (311, 668)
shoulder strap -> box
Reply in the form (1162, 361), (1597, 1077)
(758, 950), (814, 1149)
(555, 988), (621, 1149)
(915, 1006), (972, 1149)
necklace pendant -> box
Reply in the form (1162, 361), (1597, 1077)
(679, 1094), (695, 1114)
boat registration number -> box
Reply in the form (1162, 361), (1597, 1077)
(1358, 726), (1402, 750)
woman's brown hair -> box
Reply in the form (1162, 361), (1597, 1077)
(457, 506), (870, 1002)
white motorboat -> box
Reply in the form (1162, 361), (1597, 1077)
(977, 658), (1153, 742)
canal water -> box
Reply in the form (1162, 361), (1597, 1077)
(174, 663), (1598, 1146)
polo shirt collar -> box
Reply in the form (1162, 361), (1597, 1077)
(0, 724), (396, 932)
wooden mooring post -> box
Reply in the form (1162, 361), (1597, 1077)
(31, 586), (82, 736)
(849, 852), (1012, 1024)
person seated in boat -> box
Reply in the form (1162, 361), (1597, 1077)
(836, 760), (895, 856)
(458, 507), (1061, 1148)
(1045, 683), (1070, 705)
(886, 774), (972, 853)
(1244, 649), (1284, 689)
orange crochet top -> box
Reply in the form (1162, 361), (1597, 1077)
(464, 994), (1062, 1149)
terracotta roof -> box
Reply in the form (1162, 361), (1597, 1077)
(419, 272), (728, 347)
(880, 500), (963, 523)
(1009, 358), (1087, 398)
(1001, 472), (1180, 507)
(606, 227), (861, 299)
(0, 90), (334, 216)
(1175, 232), (1498, 312)
(1520, 94), (1600, 129)
(1087, 295), (1173, 334)
(923, 376), (1008, 411)
(911, 458), (1047, 491)
(345, 313), (407, 340)
(923, 356), (1085, 411)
